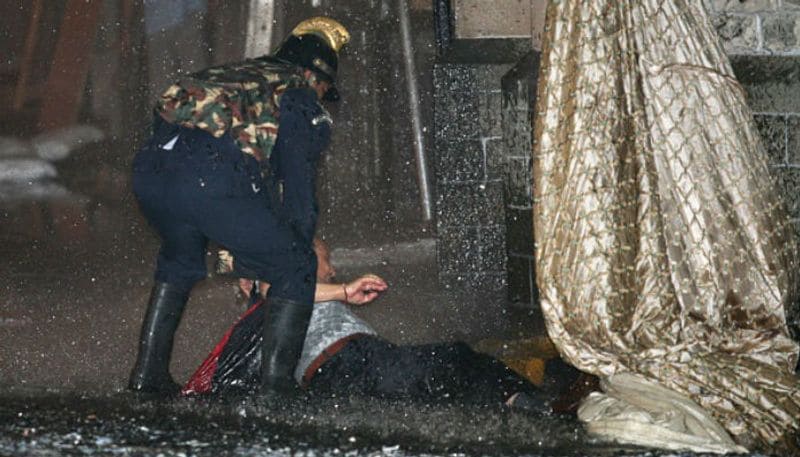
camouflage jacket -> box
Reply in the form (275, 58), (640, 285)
(156, 57), (307, 162)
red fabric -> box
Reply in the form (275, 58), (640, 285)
(181, 299), (264, 396)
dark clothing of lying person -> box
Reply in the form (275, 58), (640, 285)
(182, 297), (549, 409)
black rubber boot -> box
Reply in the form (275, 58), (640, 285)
(128, 282), (190, 395)
(261, 297), (313, 395)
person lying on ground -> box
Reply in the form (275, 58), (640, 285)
(182, 240), (577, 412)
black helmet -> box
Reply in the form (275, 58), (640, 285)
(274, 17), (350, 102)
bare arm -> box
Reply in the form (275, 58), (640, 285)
(315, 274), (388, 305)
(239, 274), (388, 305)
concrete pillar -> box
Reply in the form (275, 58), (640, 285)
(530, 0), (547, 51)
(245, 0), (275, 58)
(452, 0), (532, 39)
(450, 0), (546, 49)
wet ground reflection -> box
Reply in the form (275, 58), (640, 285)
(0, 390), (742, 457)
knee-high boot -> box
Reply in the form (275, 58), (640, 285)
(261, 297), (313, 394)
(128, 282), (190, 394)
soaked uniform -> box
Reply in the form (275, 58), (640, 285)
(132, 57), (331, 304)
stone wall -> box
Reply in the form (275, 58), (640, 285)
(500, 53), (539, 306)
(433, 64), (510, 291)
(710, 0), (800, 54)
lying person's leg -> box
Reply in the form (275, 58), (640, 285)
(307, 335), (548, 410)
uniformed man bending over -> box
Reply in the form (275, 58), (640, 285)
(128, 17), (351, 395)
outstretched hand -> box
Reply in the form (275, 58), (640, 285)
(343, 274), (388, 305)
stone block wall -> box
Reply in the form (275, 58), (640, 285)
(709, 0), (800, 54)
(500, 52), (540, 307)
(433, 64), (510, 291)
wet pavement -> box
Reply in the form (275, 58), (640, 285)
(0, 389), (762, 457)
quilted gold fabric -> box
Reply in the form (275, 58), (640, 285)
(533, 0), (800, 450)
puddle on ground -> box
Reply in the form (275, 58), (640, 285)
(0, 390), (767, 457)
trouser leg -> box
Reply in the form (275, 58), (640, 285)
(130, 169), (208, 394)
(309, 337), (540, 404)
(128, 281), (191, 394)
(128, 225), (205, 394)
(194, 194), (318, 394)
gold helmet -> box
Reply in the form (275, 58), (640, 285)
(274, 17), (350, 101)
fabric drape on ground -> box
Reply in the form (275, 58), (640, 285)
(578, 372), (746, 454)
(533, 0), (800, 450)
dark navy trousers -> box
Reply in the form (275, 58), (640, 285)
(132, 118), (317, 304)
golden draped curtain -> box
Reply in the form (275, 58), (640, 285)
(533, 0), (800, 449)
